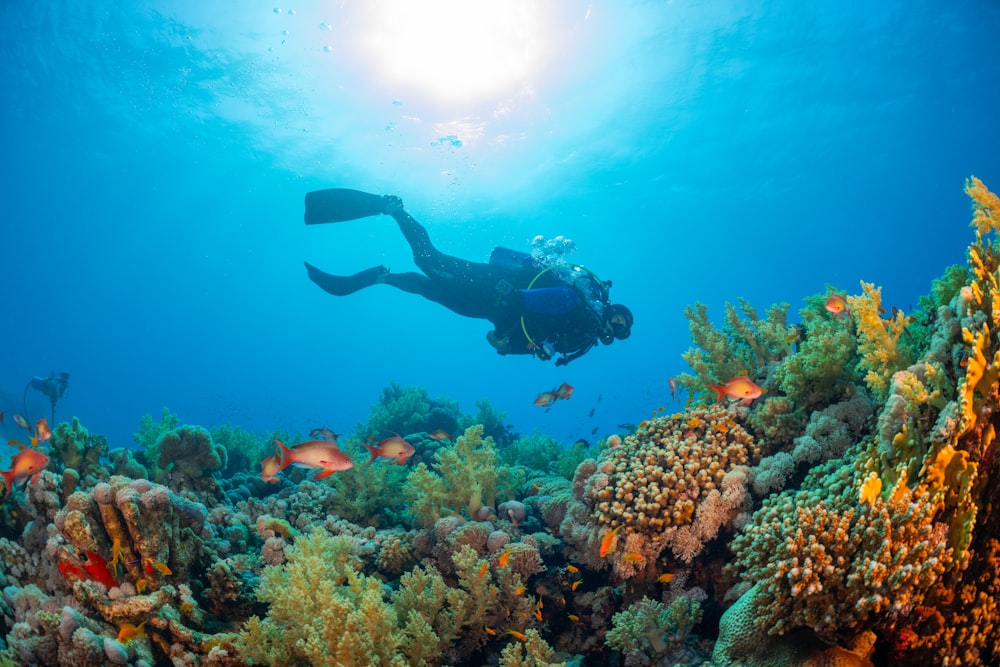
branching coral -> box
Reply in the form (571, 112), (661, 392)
(847, 281), (915, 400)
(606, 595), (703, 665)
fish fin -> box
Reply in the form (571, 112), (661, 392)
(313, 468), (335, 480)
(274, 440), (294, 469)
(361, 443), (379, 464)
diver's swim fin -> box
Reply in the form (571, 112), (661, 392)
(304, 262), (388, 296)
(304, 189), (387, 225)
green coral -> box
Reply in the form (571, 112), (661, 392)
(237, 529), (525, 666)
(153, 425), (227, 499)
(499, 629), (566, 667)
(357, 382), (462, 441)
(210, 423), (270, 476)
(403, 424), (523, 527)
(677, 299), (795, 401)
(605, 595), (703, 664)
(132, 407), (180, 450)
(48, 417), (107, 481)
(327, 441), (408, 526)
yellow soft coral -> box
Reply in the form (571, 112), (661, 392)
(965, 175), (1000, 237)
(847, 281), (913, 399)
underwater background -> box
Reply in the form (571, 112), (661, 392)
(3, 1), (1000, 666)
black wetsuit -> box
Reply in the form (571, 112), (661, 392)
(303, 191), (611, 364)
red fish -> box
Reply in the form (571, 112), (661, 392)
(1, 447), (50, 498)
(34, 418), (52, 444)
(81, 553), (118, 588)
(825, 294), (848, 317)
(362, 433), (415, 465)
(554, 381), (574, 400)
(428, 429), (452, 441)
(707, 375), (765, 406)
(533, 391), (558, 407)
(273, 439), (354, 480)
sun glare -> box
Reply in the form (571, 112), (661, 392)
(357, 0), (545, 106)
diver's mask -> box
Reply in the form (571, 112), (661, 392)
(600, 304), (633, 344)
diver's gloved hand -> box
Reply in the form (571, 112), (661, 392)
(382, 195), (404, 215)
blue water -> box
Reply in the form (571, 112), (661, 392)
(2, 0), (999, 455)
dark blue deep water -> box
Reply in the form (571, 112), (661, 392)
(2, 0), (999, 453)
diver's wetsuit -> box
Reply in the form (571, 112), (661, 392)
(380, 208), (506, 320)
(303, 191), (618, 364)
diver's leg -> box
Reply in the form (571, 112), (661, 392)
(304, 262), (388, 296)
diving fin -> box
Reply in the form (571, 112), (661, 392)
(304, 189), (388, 225)
(304, 262), (388, 296)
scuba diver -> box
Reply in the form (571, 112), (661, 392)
(24, 371), (69, 425)
(302, 189), (633, 366)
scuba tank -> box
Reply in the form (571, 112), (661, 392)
(489, 247), (546, 286)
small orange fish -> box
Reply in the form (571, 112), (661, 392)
(260, 454), (281, 483)
(484, 625), (497, 636)
(363, 433), (416, 465)
(497, 550), (511, 568)
(478, 562), (488, 577)
(428, 429), (452, 441)
(571, 579), (583, 591)
(34, 418), (51, 444)
(599, 525), (622, 558)
(622, 552), (644, 564)
(108, 537), (124, 577)
(507, 630), (527, 641)
(825, 294), (849, 316)
(179, 602), (195, 614)
(12, 414), (30, 431)
(707, 375), (765, 406)
(566, 564), (579, 574)
(0, 447), (50, 499)
(657, 573), (674, 584)
(534, 600), (543, 621)
(136, 578), (147, 594)
(567, 613), (580, 622)
(144, 558), (172, 576)
(117, 621), (146, 643)
(514, 585), (527, 596)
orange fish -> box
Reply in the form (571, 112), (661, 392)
(507, 630), (527, 641)
(622, 552), (644, 564)
(363, 433), (415, 465)
(657, 573), (674, 584)
(34, 418), (51, 444)
(825, 294), (848, 316)
(599, 524), (622, 558)
(12, 414), (30, 431)
(533, 391), (558, 407)
(669, 377), (677, 401)
(534, 598), (543, 621)
(260, 454), (281, 483)
(179, 602), (195, 614)
(707, 375), (765, 406)
(497, 550), (511, 568)
(571, 579), (583, 591)
(117, 621), (146, 643)
(484, 625), (497, 636)
(567, 613), (580, 622)
(514, 585), (527, 596)
(478, 562), (488, 577)
(108, 537), (124, 577)
(428, 429), (452, 441)
(0, 447), (50, 499)
(274, 438), (354, 479)
(144, 558), (172, 576)
(136, 578), (148, 594)
(566, 564), (579, 574)
(554, 381), (574, 400)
